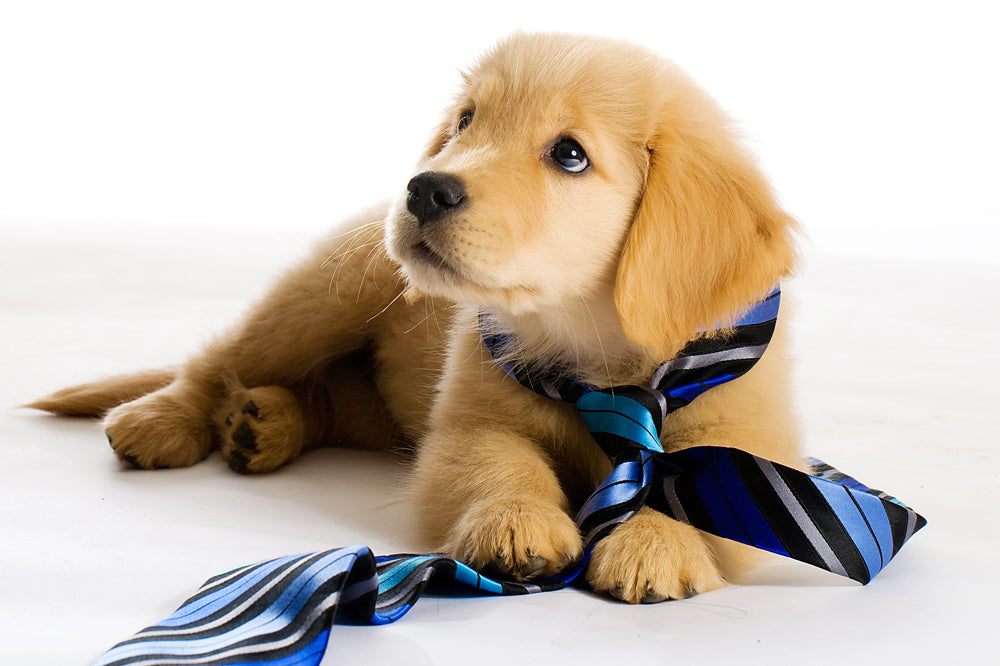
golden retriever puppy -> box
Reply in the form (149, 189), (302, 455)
(28, 32), (800, 603)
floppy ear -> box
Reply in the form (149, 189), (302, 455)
(614, 111), (799, 360)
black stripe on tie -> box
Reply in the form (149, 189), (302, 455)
(577, 485), (648, 540)
(913, 512), (928, 534)
(665, 396), (697, 413)
(576, 517), (635, 551)
(110, 572), (346, 666)
(142, 559), (341, 648)
(587, 432), (645, 460)
(202, 562), (257, 589)
(709, 453), (756, 547)
(883, 501), (916, 558)
(134, 552), (328, 639)
(726, 452), (829, 571)
(340, 550), (379, 621)
(516, 365), (588, 402)
(847, 490), (884, 572)
(594, 386), (665, 433)
(375, 560), (437, 615)
(662, 358), (769, 393)
(577, 409), (658, 445)
(179, 556), (298, 611)
(211, 577), (343, 656)
(675, 320), (777, 358)
(668, 464), (719, 538)
(577, 451), (650, 538)
(776, 465), (871, 584)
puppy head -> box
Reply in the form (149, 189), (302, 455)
(385, 33), (655, 315)
(386, 33), (797, 359)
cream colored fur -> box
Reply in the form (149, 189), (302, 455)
(28, 33), (801, 604)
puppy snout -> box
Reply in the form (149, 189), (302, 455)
(406, 172), (466, 227)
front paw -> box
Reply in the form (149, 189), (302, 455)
(103, 385), (212, 469)
(447, 498), (583, 581)
(587, 507), (726, 603)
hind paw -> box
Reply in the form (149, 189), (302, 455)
(217, 386), (305, 474)
(103, 383), (213, 469)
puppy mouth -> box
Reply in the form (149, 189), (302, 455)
(400, 237), (485, 296)
(398, 235), (549, 316)
(389, 211), (541, 311)
(408, 240), (464, 279)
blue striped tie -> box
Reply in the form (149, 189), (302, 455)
(481, 286), (924, 583)
(94, 548), (565, 665)
(94, 286), (924, 665)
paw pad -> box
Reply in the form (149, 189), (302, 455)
(216, 387), (304, 474)
(223, 402), (262, 474)
(231, 420), (258, 451)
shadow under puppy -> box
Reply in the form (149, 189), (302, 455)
(29, 32), (801, 603)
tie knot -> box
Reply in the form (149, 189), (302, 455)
(480, 287), (782, 463)
(575, 387), (667, 458)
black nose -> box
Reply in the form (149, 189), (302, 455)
(406, 172), (466, 227)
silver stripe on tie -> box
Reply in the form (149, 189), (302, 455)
(375, 566), (435, 610)
(638, 385), (668, 423)
(340, 571), (379, 604)
(754, 458), (851, 580)
(651, 344), (770, 388)
(582, 511), (636, 546)
(904, 508), (916, 543)
(126, 590), (344, 666)
(130, 550), (338, 640)
(198, 561), (263, 595)
(541, 379), (563, 401)
(660, 476), (689, 524)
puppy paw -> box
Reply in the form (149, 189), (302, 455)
(216, 386), (305, 474)
(587, 507), (726, 603)
(447, 498), (582, 581)
(103, 385), (212, 469)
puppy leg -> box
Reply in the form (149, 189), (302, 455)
(586, 507), (725, 603)
(586, 347), (799, 602)
(215, 355), (400, 474)
(413, 426), (583, 581)
(104, 209), (408, 469)
(104, 379), (217, 469)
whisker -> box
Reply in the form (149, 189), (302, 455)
(319, 221), (382, 269)
(581, 297), (613, 390)
(404, 302), (444, 335)
(327, 239), (383, 302)
(322, 224), (379, 301)
(365, 288), (407, 324)
(323, 237), (382, 273)
(430, 298), (449, 341)
(356, 242), (385, 302)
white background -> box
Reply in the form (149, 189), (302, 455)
(1, 0), (997, 261)
(2, 2), (998, 664)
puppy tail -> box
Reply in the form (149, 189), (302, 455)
(23, 368), (177, 417)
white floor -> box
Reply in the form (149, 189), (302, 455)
(1, 221), (995, 664)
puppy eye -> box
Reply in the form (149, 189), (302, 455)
(551, 138), (589, 173)
(457, 110), (473, 133)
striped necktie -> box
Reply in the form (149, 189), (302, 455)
(480, 286), (925, 581)
(93, 286), (924, 665)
